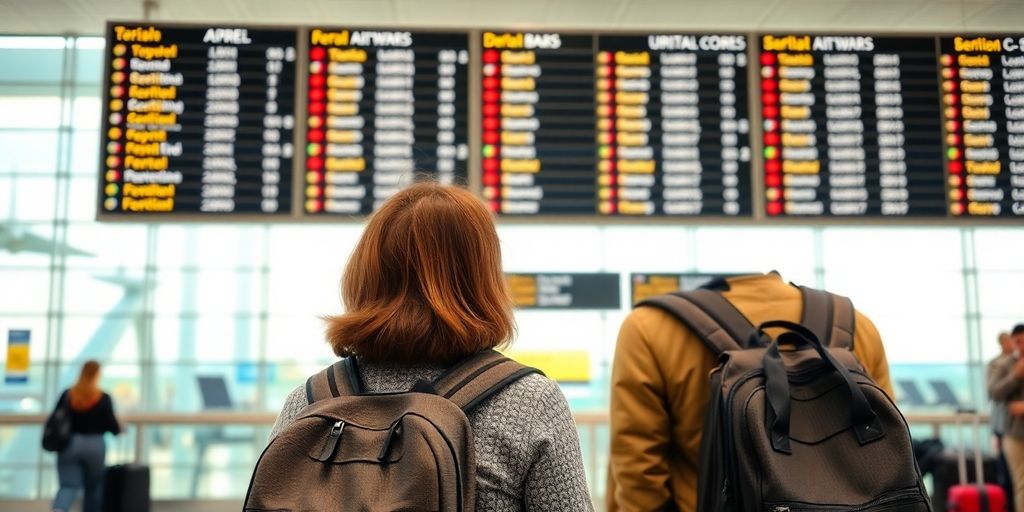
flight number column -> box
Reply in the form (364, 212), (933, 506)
(259, 45), (294, 213)
(873, 54), (910, 215)
(823, 53), (869, 215)
(436, 49), (468, 185)
(717, 52), (746, 215)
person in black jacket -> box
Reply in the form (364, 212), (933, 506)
(52, 360), (120, 512)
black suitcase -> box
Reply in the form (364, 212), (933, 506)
(103, 464), (150, 512)
(931, 451), (1000, 512)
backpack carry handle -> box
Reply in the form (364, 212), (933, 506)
(759, 320), (884, 454)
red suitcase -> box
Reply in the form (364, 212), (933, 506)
(947, 412), (1007, 512)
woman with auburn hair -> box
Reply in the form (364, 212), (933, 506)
(270, 183), (593, 510)
(52, 360), (121, 512)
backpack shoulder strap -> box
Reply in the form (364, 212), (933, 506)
(430, 350), (542, 413)
(799, 286), (856, 350)
(636, 289), (754, 356)
(305, 357), (364, 404)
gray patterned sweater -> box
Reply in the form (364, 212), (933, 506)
(269, 361), (595, 512)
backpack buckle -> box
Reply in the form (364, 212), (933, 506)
(317, 421), (345, 462)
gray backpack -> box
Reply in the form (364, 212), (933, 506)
(639, 286), (931, 512)
(244, 350), (539, 511)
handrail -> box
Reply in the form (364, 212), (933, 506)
(0, 411), (987, 426)
(0, 410), (987, 504)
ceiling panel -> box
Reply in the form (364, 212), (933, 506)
(0, 0), (1019, 35)
(969, 1), (1024, 30)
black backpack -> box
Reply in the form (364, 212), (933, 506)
(245, 350), (540, 511)
(42, 391), (72, 452)
(639, 286), (931, 512)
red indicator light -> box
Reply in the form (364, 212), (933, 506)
(763, 105), (779, 118)
(760, 52), (776, 65)
(598, 51), (612, 64)
(767, 201), (783, 216)
(309, 74), (325, 88)
(483, 118), (500, 131)
(483, 77), (499, 90)
(483, 49), (500, 64)
(765, 174), (781, 188)
(309, 88), (325, 102)
(483, 103), (500, 117)
(308, 102), (325, 115)
(946, 120), (960, 132)
(310, 47), (326, 61)
(763, 132), (780, 146)
(948, 161), (963, 174)
(483, 131), (499, 144)
(483, 173), (500, 186)
(940, 54), (953, 66)
(307, 157), (323, 170)
(308, 130), (324, 143)
(483, 159), (499, 173)
(765, 160), (781, 173)
(489, 201), (500, 213)
(483, 90), (500, 103)
(761, 79), (777, 92)
(761, 92), (778, 105)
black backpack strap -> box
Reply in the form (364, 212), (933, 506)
(799, 286), (856, 350)
(430, 350), (542, 413)
(305, 357), (364, 404)
(636, 290), (754, 356)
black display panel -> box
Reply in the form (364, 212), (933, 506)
(759, 35), (947, 217)
(99, 23), (297, 217)
(480, 32), (597, 215)
(303, 29), (471, 215)
(939, 35), (1024, 217)
(596, 34), (752, 216)
(507, 273), (621, 309)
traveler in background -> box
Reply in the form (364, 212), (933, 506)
(988, 331), (1016, 510)
(52, 360), (121, 512)
(607, 273), (894, 512)
(269, 183), (593, 511)
(994, 324), (1024, 511)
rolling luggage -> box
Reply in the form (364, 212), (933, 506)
(947, 412), (1006, 512)
(103, 463), (150, 512)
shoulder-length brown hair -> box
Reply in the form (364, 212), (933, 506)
(325, 183), (515, 365)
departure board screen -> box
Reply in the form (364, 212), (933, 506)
(304, 28), (470, 215)
(939, 35), (1024, 217)
(481, 32), (597, 215)
(759, 35), (946, 217)
(99, 23), (297, 217)
(596, 34), (752, 216)
(507, 273), (621, 309)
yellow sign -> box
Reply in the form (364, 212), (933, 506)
(6, 329), (30, 384)
(504, 350), (590, 383)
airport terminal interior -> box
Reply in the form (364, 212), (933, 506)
(1, 0), (1023, 509)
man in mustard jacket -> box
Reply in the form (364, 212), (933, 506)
(608, 272), (895, 512)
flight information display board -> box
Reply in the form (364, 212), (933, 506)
(596, 34), (752, 216)
(303, 28), (471, 215)
(759, 34), (947, 217)
(481, 31), (597, 215)
(939, 35), (1024, 217)
(507, 273), (621, 309)
(99, 23), (297, 217)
